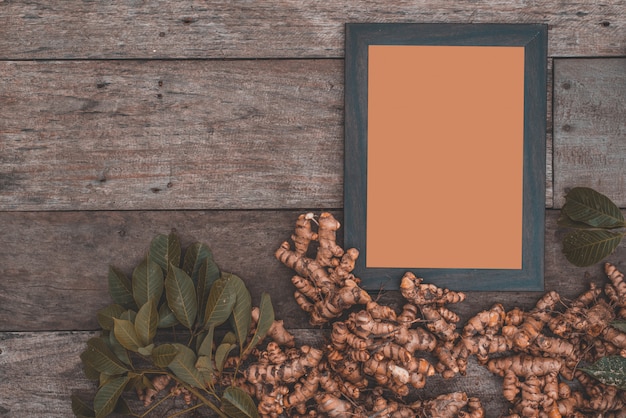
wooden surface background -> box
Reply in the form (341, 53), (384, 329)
(0, 1), (625, 417)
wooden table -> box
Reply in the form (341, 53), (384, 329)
(0, 2), (624, 416)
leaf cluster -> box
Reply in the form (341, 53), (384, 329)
(559, 187), (625, 267)
(73, 233), (272, 418)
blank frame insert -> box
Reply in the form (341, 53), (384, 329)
(367, 45), (525, 269)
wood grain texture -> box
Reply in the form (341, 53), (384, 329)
(2, 209), (624, 332)
(0, 331), (97, 417)
(0, 0), (624, 59)
(0, 59), (564, 211)
(0, 330), (508, 417)
(0, 60), (344, 210)
(553, 58), (626, 208)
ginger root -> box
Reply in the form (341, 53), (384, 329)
(259, 213), (626, 417)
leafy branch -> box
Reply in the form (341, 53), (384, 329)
(559, 187), (626, 267)
(72, 233), (272, 418)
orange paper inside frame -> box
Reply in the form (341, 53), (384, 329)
(367, 45), (525, 269)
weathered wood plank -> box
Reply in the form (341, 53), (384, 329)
(553, 58), (626, 208)
(1, 209), (624, 332)
(0, 1), (623, 59)
(0, 330), (508, 417)
(0, 331), (97, 417)
(0, 60), (344, 210)
(0, 59), (563, 211)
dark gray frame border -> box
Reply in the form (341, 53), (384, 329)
(344, 23), (547, 291)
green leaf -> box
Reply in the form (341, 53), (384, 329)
(96, 304), (125, 331)
(227, 273), (252, 351)
(557, 209), (597, 229)
(182, 242), (214, 284)
(132, 257), (164, 307)
(564, 187), (625, 228)
(197, 257), (221, 321)
(135, 298), (158, 346)
(138, 343), (154, 356)
(113, 318), (142, 352)
(195, 355), (214, 377)
(203, 274), (236, 329)
(222, 331), (237, 345)
(108, 331), (131, 366)
(157, 303), (179, 328)
(195, 355), (212, 372)
(120, 309), (137, 323)
(168, 344), (205, 389)
(222, 386), (261, 418)
(244, 293), (274, 356)
(82, 357), (101, 381)
(152, 343), (179, 368)
(94, 375), (130, 418)
(113, 397), (133, 415)
(80, 337), (128, 376)
(611, 320), (626, 334)
(580, 356), (626, 389)
(108, 266), (135, 309)
(150, 233), (182, 271)
(563, 229), (624, 267)
(71, 394), (95, 417)
(198, 325), (215, 358)
(215, 342), (236, 373)
(165, 264), (198, 329)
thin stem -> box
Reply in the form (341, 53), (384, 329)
(169, 377), (229, 418)
(139, 392), (175, 418)
(166, 402), (204, 418)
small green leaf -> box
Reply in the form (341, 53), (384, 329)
(182, 242), (214, 284)
(113, 318), (142, 352)
(94, 375), (130, 418)
(150, 233), (182, 271)
(203, 274), (236, 329)
(611, 320), (626, 334)
(157, 303), (178, 328)
(132, 257), (164, 307)
(215, 342), (236, 373)
(113, 397), (133, 415)
(135, 299), (158, 346)
(165, 264), (198, 329)
(82, 357), (101, 381)
(71, 394), (95, 417)
(222, 331), (237, 345)
(168, 344), (205, 389)
(96, 304), (125, 331)
(198, 325), (215, 358)
(197, 257), (221, 321)
(152, 343), (179, 368)
(580, 356), (626, 389)
(564, 187), (625, 228)
(120, 309), (137, 323)
(108, 266), (135, 308)
(138, 343), (154, 356)
(244, 293), (275, 356)
(563, 229), (624, 267)
(81, 337), (128, 376)
(195, 355), (213, 373)
(227, 273), (252, 351)
(108, 331), (131, 366)
(222, 386), (261, 418)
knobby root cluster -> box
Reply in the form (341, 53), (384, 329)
(270, 212), (626, 418)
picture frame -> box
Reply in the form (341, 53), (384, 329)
(344, 23), (547, 291)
